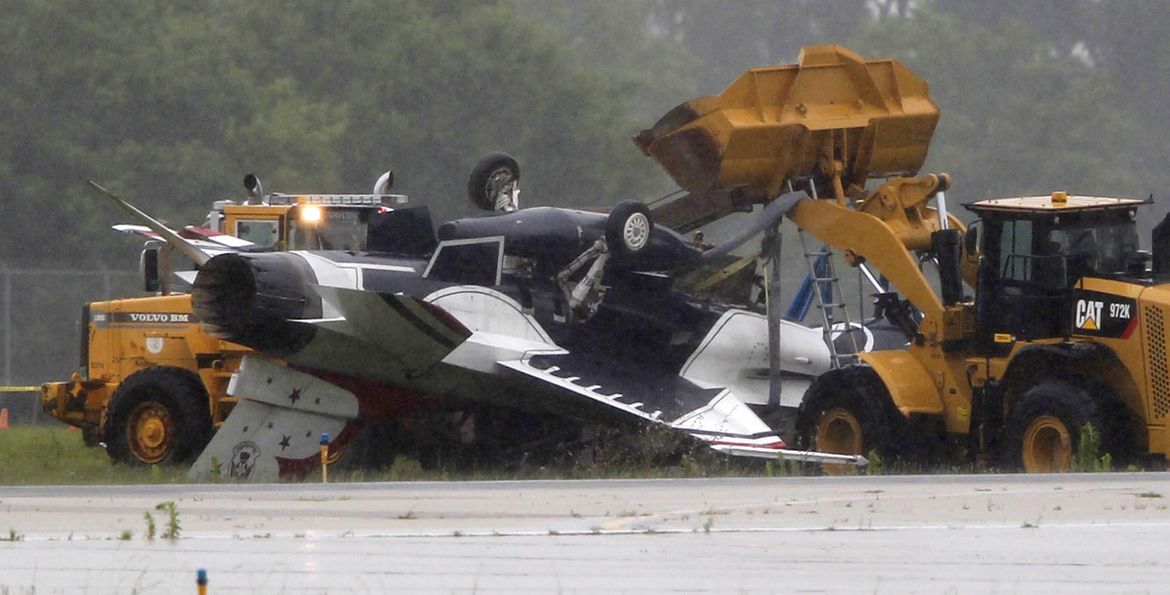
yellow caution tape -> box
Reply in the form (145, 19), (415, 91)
(0, 386), (40, 392)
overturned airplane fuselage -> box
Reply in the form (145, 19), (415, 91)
(187, 205), (845, 479)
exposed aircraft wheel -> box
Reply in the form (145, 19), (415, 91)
(104, 367), (212, 465)
(467, 152), (520, 211)
(797, 367), (897, 474)
(606, 200), (653, 257)
(1002, 379), (1109, 473)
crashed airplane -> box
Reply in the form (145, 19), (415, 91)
(92, 151), (865, 480)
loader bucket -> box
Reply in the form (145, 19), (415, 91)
(636, 45), (939, 201)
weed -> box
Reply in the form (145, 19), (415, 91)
(548, 529), (560, 535)
(155, 501), (180, 540)
(1138, 492), (1163, 499)
(865, 450), (883, 475)
(570, 510), (582, 518)
(143, 512), (156, 541)
(119, 530), (133, 541)
(397, 511), (417, 520)
(702, 516), (715, 533)
(2, 528), (22, 542)
(1073, 424), (1111, 472)
(453, 530), (464, 537)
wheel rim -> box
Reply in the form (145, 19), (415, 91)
(1021, 415), (1072, 472)
(485, 168), (516, 206)
(623, 213), (650, 251)
(815, 407), (864, 455)
(126, 401), (176, 464)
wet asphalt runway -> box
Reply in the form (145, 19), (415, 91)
(2, 473), (1169, 593)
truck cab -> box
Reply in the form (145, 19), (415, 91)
(215, 193), (407, 253)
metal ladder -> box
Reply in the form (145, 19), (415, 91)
(798, 229), (860, 368)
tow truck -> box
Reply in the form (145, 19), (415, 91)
(41, 173), (410, 465)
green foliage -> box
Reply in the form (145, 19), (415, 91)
(854, 6), (1142, 206)
(143, 511), (156, 541)
(1073, 423), (1111, 473)
(0, 427), (188, 485)
(155, 501), (181, 540)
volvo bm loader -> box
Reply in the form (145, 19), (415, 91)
(41, 174), (409, 465)
(639, 44), (1170, 471)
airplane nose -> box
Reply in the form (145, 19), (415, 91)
(192, 252), (319, 354)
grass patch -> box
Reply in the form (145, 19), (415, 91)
(0, 427), (188, 485)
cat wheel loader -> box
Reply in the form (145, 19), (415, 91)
(640, 44), (1170, 471)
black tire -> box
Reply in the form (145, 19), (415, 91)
(1002, 379), (1117, 472)
(467, 152), (520, 211)
(605, 200), (653, 258)
(104, 367), (212, 465)
(796, 367), (902, 470)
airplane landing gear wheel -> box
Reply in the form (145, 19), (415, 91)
(104, 367), (212, 465)
(467, 152), (520, 212)
(606, 200), (653, 258)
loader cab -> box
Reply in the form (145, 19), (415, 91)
(967, 193), (1144, 352)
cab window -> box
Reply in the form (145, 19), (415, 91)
(235, 219), (280, 248)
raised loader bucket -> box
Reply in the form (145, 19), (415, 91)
(636, 45), (938, 202)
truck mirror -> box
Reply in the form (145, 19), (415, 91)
(963, 221), (979, 258)
(141, 247), (160, 293)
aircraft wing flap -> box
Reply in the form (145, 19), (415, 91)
(499, 353), (786, 451)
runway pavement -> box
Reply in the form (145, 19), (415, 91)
(2, 473), (1169, 593)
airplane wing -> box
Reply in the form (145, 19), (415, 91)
(112, 224), (245, 258)
(90, 180), (217, 266)
(499, 353), (787, 452)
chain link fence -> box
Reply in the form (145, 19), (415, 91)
(0, 265), (140, 425)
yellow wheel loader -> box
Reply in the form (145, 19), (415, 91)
(640, 45), (1170, 471)
(42, 175), (407, 464)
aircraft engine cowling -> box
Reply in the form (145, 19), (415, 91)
(192, 252), (321, 355)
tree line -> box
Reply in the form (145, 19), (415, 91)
(2, 0), (1166, 384)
